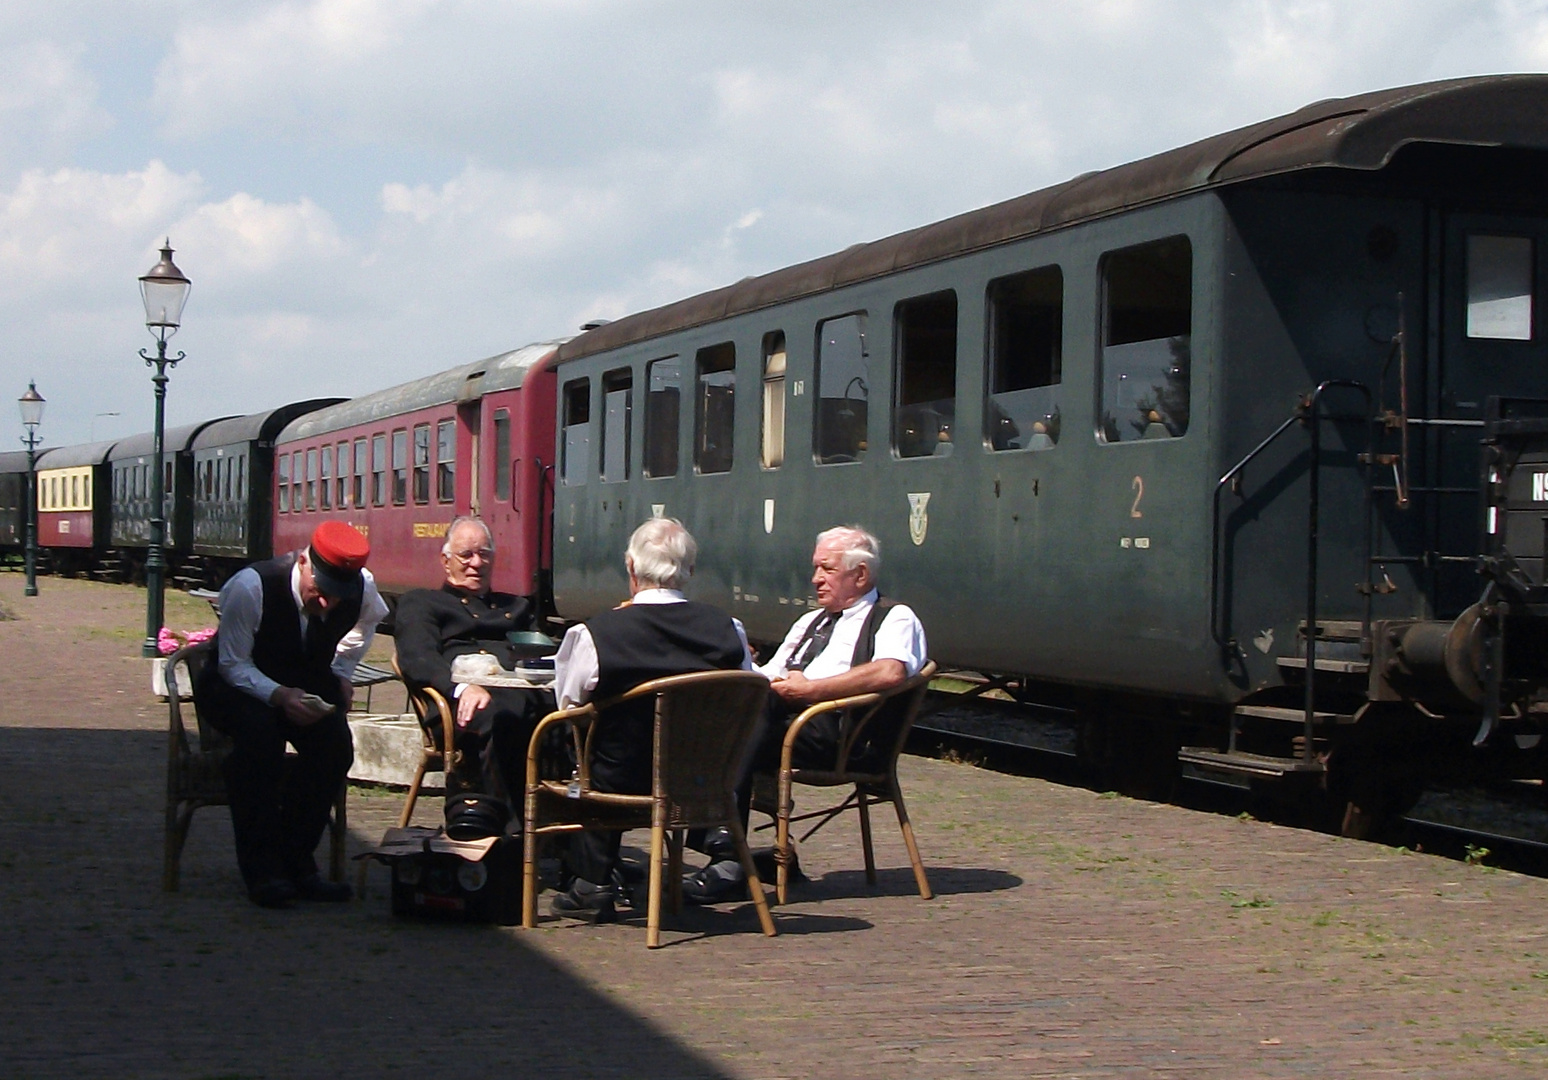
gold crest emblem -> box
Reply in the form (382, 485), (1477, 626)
(907, 492), (930, 546)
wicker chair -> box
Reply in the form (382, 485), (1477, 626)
(391, 654), (459, 828)
(767, 660), (936, 905)
(522, 669), (777, 948)
(163, 640), (348, 891)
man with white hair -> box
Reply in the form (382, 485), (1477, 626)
(547, 517), (754, 922)
(395, 516), (545, 835)
(684, 523), (928, 903)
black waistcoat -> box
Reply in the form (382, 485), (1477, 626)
(581, 601), (747, 792)
(247, 555), (362, 699)
(200, 554), (362, 711)
(587, 601), (746, 702)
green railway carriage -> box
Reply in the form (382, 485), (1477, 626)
(549, 76), (1548, 822)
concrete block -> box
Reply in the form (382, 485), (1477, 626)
(349, 714), (442, 791)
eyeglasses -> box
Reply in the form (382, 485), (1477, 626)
(448, 547), (494, 563)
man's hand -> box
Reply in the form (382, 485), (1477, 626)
(457, 683), (492, 728)
(337, 676), (355, 713)
(770, 670), (816, 705)
(271, 686), (333, 726)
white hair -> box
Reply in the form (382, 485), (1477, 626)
(815, 524), (879, 573)
(626, 518), (697, 589)
(442, 516), (494, 555)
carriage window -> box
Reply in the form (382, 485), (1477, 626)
(304, 448), (317, 510)
(601, 370), (632, 483)
(1099, 236), (1191, 443)
(319, 446), (332, 509)
(644, 356), (681, 478)
(987, 266), (1063, 450)
(278, 455), (291, 512)
(436, 420), (455, 502)
(412, 424), (431, 503)
(372, 434), (386, 506)
(893, 292), (957, 459)
(71, 474), (79, 507)
(695, 343), (735, 474)
(391, 429), (408, 505)
(353, 438), (367, 508)
(562, 379), (591, 486)
(337, 441), (349, 507)
(236, 455), (246, 501)
(762, 331), (786, 469)
(1467, 234), (1533, 340)
(815, 313), (869, 464)
(493, 409), (511, 501)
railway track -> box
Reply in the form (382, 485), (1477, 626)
(910, 688), (1548, 878)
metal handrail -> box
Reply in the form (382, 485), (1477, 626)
(1209, 379), (1372, 762)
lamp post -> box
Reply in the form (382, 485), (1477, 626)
(17, 381), (44, 597)
(138, 240), (191, 658)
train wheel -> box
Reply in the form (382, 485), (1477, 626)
(1076, 702), (1180, 801)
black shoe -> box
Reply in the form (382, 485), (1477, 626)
(445, 792), (510, 841)
(752, 847), (804, 884)
(249, 878), (299, 909)
(550, 878), (616, 923)
(681, 859), (748, 905)
(293, 873), (353, 902)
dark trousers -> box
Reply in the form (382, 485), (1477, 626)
(564, 712), (653, 885)
(208, 694), (353, 890)
(446, 688), (548, 811)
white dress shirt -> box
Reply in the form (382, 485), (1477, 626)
(215, 559), (390, 704)
(552, 588), (755, 708)
(759, 588), (928, 682)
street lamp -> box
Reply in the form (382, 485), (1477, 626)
(17, 381), (44, 598)
(138, 239), (191, 658)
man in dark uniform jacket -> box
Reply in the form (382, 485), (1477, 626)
(547, 517), (754, 922)
(394, 516), (547, 827)
(195, 521), (388, 908)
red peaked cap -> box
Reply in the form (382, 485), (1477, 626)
(308, 520), (370, 599)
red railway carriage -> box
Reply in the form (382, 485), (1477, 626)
(272, 340), (564, 597)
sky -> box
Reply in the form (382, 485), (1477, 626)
(2, 0), (1546, 447)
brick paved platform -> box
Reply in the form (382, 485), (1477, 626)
(2, 575), (1546, 1078)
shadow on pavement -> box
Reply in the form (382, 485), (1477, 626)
(798, 866), (1023, 901)
(0, 727), (737, 1079)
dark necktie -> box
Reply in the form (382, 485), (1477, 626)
(788, 610), (839, 671)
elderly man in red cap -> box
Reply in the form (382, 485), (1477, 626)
(196, 521), (388, 908)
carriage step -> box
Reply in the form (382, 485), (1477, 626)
(1235, 704), (1353, 725)
(1299, 619), (1364, 641)
(1178, 747), (1326, 778)
(1276, 656), (1369, 675)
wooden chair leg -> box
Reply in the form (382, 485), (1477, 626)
(397, 757), (429, 828)
(857, 787), (877, 885)
(729, 818), (776, 938)
(891, 781), (933, 900)
(330, 784), (348, 883)
(521, 817), (540, 929)
(647, 811), (667, 949)
(668, 829), (684, 916)
(163, 801), (185, 892)
(775, 771), (793, 906)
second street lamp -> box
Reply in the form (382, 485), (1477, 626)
(138, 240), (191, 659)
(18, 381), (44, 598)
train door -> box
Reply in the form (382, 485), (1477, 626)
(459, 401), (480, 515)
(1428, 212), (1548, 615)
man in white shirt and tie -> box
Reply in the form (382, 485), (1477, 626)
(684, 523), (928, 903)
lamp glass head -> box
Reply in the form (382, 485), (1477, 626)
(140, 240), (190, 331)
(18, 381), (43, 428)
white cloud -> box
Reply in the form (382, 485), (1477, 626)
(0, 40), (111, 176)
